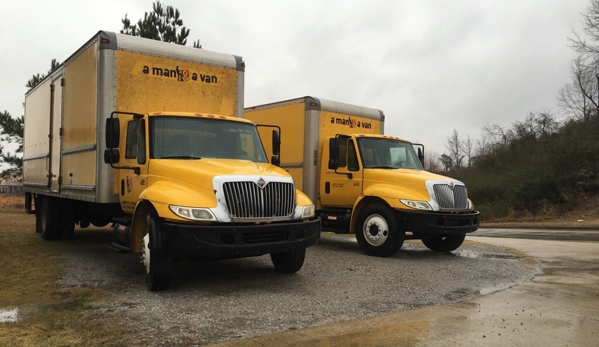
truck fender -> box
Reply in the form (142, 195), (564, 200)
(349, 196), (391, 235)
(362, 183), (430, 205)
(130, 199), (173, 253)
(139, 181), (218, 211)
(130, 200), (153, 253)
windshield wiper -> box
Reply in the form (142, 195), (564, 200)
(160, 155), (202, 160)
(367, 165), (395, 169)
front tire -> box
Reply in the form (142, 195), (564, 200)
(141, 207), (172, 291)
(355, 203), (404, 257)
(271, 248), (306, 273)
(422, 234), (466, 252)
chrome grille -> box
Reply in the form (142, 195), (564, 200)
(223, 181), (295, 219)
(433, 184), (468, 210)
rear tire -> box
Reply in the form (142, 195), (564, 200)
(37, 197), (60, 241)
(422, 234), (466, 252)
(141, 207), (172, 291)
(271, 248), (306, 273)
(59, 208), (76, 240)
(355, 203), (403, 257)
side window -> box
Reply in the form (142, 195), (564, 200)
(348, 140), (359, 171)
(137, 120), (146, 164)
(125, 119), (140, 159)
(338, 139), (348, 167)
(390, 147), (407, 167)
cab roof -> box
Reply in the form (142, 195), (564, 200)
(148, 112), (255, 125)
(345, 133), (412, 143)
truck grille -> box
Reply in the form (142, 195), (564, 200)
(223, 181), (295, 219)
(433, 184), (468, 210)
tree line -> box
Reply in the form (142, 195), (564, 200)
(433, 0), (599, 220)
(0, 1), (199, 176)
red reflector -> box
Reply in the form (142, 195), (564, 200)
(310, 102), (318, 107)
(100, 38), (110, 44)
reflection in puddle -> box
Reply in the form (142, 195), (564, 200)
(453, 249), (521, 260)
(0, 308), (18, 323)
(479, 283), (517, 295)
(454, 249), (479, 258)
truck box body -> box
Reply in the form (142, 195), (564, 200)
(24, 31), (244, 203)
(23, 33), (319, 291)
(246, 97), (384, 204)
(246, 96), (479, 256)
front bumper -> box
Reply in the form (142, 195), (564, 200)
(397, 210), (480, 237)
(164, 217), (321, 259)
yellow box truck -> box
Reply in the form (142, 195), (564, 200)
(245, 96), (479, 257)
(23, 32), (320, 290)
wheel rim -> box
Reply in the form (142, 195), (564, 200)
(362, 214), (389, 246)
(141, 233), (150, 274)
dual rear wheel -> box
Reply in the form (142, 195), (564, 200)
(36, 197), (75, 241)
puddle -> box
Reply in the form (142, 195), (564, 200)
(0, 308), (18, 323)
(453, 249), (479, 258)
(453, 249), (521, 260)
(479, 282), (517, 295)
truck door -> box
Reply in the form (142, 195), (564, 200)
(320, 137), (362, 207)
(117, 117), (149, 214)
(48, 74), (64, 192)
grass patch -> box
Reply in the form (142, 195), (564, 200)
(0, 207), (132, 347)
(0, 194), (25, 209)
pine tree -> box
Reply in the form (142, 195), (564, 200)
(121, 1), (202, 48)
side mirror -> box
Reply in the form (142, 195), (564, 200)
(272, 130), (281, 156)
(271, 156), (281, 166)
(104, 149), (120, 164)
(106, 118), (120, 148)
(328, 137), (339, 170)
(418, 147), (424, 165)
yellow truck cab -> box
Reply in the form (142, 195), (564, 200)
(22, 32), (320, 291)
(245, 96), (479, 257)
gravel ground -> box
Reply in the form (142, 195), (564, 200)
(56, 231), (541, 346)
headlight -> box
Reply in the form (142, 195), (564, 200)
(468, 200), (474, 210)
(400, 199), (432, 211)
(302, 204), (315, 218)
(169, 205), (217, 221)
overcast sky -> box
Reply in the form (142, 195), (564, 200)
(0, 0), (590, 162)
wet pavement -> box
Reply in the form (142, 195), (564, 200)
(206, 230), (599, 347)
(475, 227), (599, 242)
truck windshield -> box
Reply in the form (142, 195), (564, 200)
(150, 116), (268, 162)
(357, 137), (423, 170)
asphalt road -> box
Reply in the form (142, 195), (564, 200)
(51, 229), (542, 347)
(475, 227), (599, 242)
(210, 235), (599, 347)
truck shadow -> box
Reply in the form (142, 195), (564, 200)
(54, 228), (510, 293)
(315, 235), (463, 261)
(56, 227), (313, 293)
